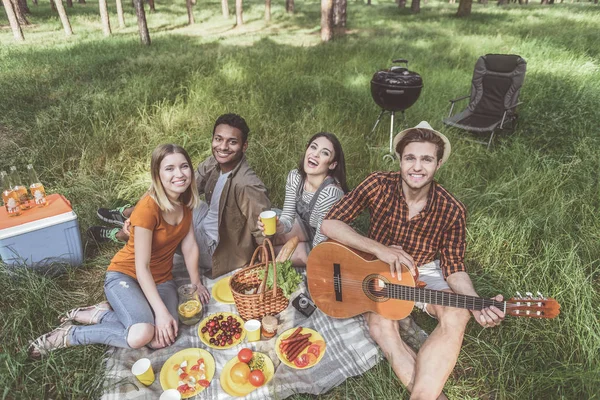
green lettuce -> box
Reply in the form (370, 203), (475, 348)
(257, 260), (302, 299)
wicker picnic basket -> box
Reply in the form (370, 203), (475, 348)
(229, 238), (289, 321)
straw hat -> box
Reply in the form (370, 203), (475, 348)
(392, 121), (451, 166)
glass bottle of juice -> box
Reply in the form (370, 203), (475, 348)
(9, 166), (32, 210)
(1, 171), (22, 217)
(27, 164), (47, 207)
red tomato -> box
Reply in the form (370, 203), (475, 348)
(190, 364), (200, 371)
(293, 354), (310, 368)
(237, 348), (253, 364)
(179, 373), (188, 380)
(177, 384), (190, 393)
(198, 379), (210, 388)
(196, 358), (204, 365)
(248, 369), (265, 387)
(307, 344), (320, 358)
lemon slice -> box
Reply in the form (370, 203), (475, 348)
(179, 300), (202, 318)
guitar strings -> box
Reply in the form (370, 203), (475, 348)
(327, 276), (503, 310)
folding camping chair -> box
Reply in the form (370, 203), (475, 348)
(443, 54), (527, 149)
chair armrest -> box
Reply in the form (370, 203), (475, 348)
(505, 101), (523, 111)
(449, 95), (470, 104)
(447, 95), (470, 119)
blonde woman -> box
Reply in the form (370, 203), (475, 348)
(29, 144), (210, 357)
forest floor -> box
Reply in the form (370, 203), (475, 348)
(1, 0), (599, 398)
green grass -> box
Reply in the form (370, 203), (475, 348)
(1, 0), (599, 398)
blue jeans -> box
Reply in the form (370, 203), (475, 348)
(68, 271), (178, 348)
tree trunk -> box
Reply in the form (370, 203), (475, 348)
(410, 0), (420, 12)
(367, 0), (371, 4)
(18, 0), (30, 14)
(1, 0), (25, 41)
(66, 0), (72, 6)
(78, 0), (85, 4)
(235, 0), (242, 26)
(221, 0), (228, 17)
(98, 0), (111, 36)
(186, 0), (194, 24)
(50, 0), (56, 11)
(333, 0), (346, 27)
(457, 0), (472, 14)
(32, 0), (38, 6)
(398, 0), (406, 7)
(481, 0), (488, 4)
(285, 0), (294, 12)
(497, 0), (507, 4)
(540, 0), (548, 3)
(11, 0), (29, 25)
(116, 0), (125, 27)
(264, 0), (270, 21)
(53, 0), (73, 35)
(147, 0), (154, 11)
(320, 0), (333, 42)
(133, 0), (150, 45)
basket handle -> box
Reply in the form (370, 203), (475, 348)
(256, 238), (277, 300)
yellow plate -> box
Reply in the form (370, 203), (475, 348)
(275, 327), (327, 369)
(220, 352), (275, 397)
(159, 348), (215, 398)
(212, 276), (234, 304)
(198, 312), (246, 349)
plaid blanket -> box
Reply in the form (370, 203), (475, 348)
(102, 256), (381, 399)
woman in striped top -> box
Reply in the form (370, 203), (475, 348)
(259, 132), (348, 266)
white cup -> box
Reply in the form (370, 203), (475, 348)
(160, 389), (182, 400)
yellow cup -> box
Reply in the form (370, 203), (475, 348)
(260, 210), (277, 236)
(244, 319), (261, 342)
(131, 358), (155, 386)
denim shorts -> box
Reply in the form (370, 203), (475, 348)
(104, 271), (179, 327)
(413, 260), (450, 316)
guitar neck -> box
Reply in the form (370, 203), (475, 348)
(387, 283), (505, 312)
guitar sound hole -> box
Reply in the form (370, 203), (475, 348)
(364, 275), (390, 302)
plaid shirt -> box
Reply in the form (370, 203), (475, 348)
(325, 171), (466, 278)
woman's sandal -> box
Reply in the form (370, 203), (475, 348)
(28, 321), (74, 359)
(60, 301), (111, 324)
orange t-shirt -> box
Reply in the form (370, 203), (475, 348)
(107, 195), (192, 284)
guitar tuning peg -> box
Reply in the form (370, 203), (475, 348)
(516, 291), (523, 299)
(525, 292), (533, 298)
(537, 291), (546, 299)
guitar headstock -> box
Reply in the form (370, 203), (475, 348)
(505, 292), (560, 319)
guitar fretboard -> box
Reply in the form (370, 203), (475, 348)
(386, 283), (505, 311)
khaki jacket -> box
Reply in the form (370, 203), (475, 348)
(196, 155), (270, 278)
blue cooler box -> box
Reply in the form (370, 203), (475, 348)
(0, 194), (83, 268)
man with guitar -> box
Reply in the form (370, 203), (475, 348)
(320, 121), (505, 400)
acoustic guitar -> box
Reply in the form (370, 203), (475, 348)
(306, 241), (560, 320)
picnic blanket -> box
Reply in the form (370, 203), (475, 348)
(102, 255), (382, 399)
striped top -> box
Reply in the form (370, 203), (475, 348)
(325, 171), (467, 278)
(279, 169), (345, 248)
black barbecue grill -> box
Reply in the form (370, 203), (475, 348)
(370, 59), (423, 156)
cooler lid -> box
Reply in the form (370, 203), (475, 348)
(0, 210), (78, 240)
(0, 194), (75, 230)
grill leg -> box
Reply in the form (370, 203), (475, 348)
(370, 109), (386, 136)
(389, 111), (395, 153)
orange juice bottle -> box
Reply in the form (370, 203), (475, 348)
(1, 171), (22, 217)
(27, 164), (47, 207)
(9, 166), (32, 210)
